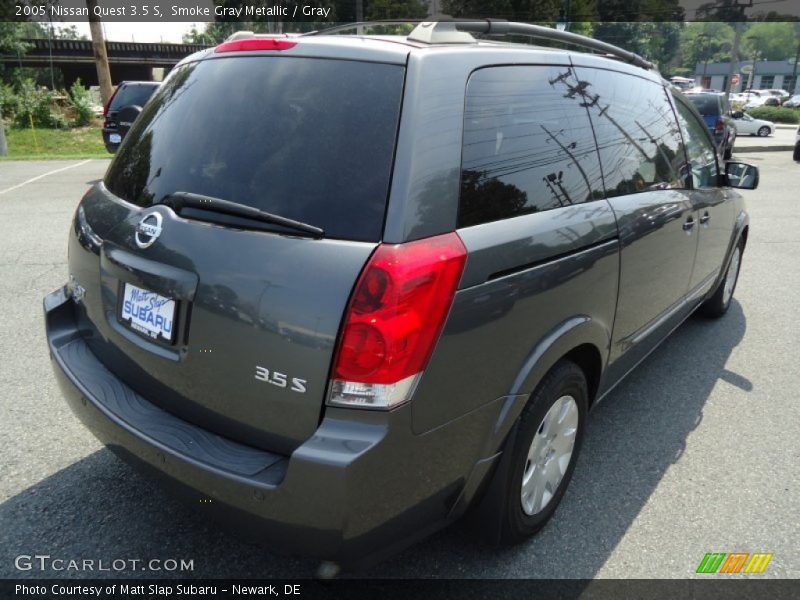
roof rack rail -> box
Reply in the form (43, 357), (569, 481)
(303, 18), (654, 71)
(418, 19), (654, 70)
(300, 20), (425, 37)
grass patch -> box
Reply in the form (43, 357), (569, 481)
(2, 123), (109, 159)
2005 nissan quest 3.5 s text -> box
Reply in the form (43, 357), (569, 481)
(44, 20), (759, 570)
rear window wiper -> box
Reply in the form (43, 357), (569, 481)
(160, 191), (324, 238)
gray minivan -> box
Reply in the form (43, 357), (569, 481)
(44, 21), (757, 569)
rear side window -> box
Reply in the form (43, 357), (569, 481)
(574, 68), (686, 197)
(458, 66), (605, 228)
(687, 95), (719, 116)
(109, 84), (159, 111)
(105, 57), (405, 242)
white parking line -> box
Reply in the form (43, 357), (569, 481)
(0, 159), (93, 196)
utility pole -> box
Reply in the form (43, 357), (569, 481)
(86, 0), (113, 105)
(747, 35), (761, 90)
(698, 33), (710, 88)
(791, 43), (800, 94)
(726, 23), (743, 95)
(725, 2), (750, 95)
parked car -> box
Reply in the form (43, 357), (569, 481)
(731, 111), (774, 136)
(739, 89), (764, 101)
(44, 21), (758, 570)
(743, 95), (781, 109)
(685, 91), (737, 159)
(783, 94), (800, 108)
(102, 81), (161, 153)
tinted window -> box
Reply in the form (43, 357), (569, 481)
(686, 94), (720, 116)
(105, 57), (404, 242)
(110, 84), (159, 111)
(673, 96), (719, 189)
(459, 66), (605, 227)
(573, 68), (685, 197)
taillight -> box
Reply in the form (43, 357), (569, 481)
(215, 39), (297, 53)
(327, 232), (467, 410)
(102, 86), (120, 117)
(715, 118), (725, 133)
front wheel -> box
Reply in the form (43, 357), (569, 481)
(757, 126), (771, 137)
(794, 142), (800, 162)
(701, 239), (743, 318)
(500, 360), (588, 544)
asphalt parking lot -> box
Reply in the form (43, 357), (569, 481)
(0, 152), (798, 579)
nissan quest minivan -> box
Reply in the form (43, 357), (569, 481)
(44, 20), (758, 569)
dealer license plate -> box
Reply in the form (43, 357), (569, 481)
(120, 283), (176, 342)
(109, 133), (122, 144)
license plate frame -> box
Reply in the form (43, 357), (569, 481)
(119, 282), (177, 343)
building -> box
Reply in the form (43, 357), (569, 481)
(695, 60), (800, 94)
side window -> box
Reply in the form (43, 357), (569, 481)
(673, 98), (719, 189)
(567, 67), (686, 197)
(458, 66), (605, 228)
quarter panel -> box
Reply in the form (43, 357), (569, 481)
(411, 204), (619, 434)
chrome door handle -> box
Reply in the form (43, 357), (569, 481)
(700, 212), (710, 225)
(683, 218), (695, 231)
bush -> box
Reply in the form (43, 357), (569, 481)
(12, 79), (67, 129)
(67, 78), (94, 126)
(746, 106), (800, 124)
(0, 84), (18, 120)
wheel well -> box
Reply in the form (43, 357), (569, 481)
(563, 344), (603, 406)
(741, 225), (749, 249)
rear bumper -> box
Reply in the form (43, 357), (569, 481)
(44, 286), (505, 565)
(101, 128), (119, 153)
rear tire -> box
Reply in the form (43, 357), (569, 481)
(757, 126), (770, 137)
(701, 239), (743, 318)
(723, 145), (732, 160)
(499, 360), (588, 544)
(794, 142), (800, 162)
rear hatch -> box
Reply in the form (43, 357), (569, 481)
(74, 52), (406, 453)
(686, 94), (720, 132)
(104, 82), (160, 135)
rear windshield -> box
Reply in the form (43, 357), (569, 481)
(687, 95), (719, 116)
(105, 56), (405, 242)
(109, 83), (159, 111)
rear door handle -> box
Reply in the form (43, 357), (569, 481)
(683, 217), (695, 231)
(700, 212), (710, 225)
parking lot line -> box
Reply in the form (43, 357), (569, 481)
(0, 159), (93, 196)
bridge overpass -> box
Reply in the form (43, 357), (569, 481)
(1, 38), (210, 86)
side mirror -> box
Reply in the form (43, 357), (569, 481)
(732, 111), (744, 119)
(726, 162), (759, 190)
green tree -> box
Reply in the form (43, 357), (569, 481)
(441, 0), (560, 21)
(54, 25), (88, 41)
(676, 21), (735, 76)
(366, 0), (427, 20)
(592, 22), (681, 68)
(695, 0), (744, 21)
(742, 22), (797, 62)
(182, 24), (220, 44)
